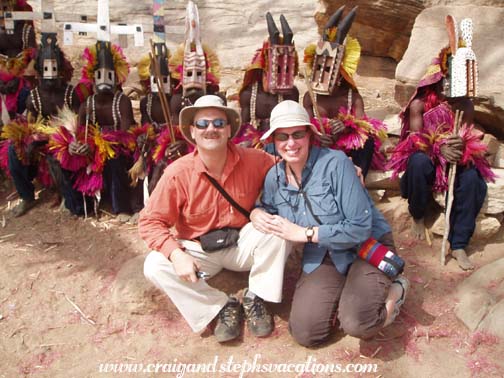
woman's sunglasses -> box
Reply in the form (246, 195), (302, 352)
(273, 130), (308, 142)
(194, 118), (227, 129)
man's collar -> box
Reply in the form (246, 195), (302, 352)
(194, 142), (240, 178)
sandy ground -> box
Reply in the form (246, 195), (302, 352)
(0, 190), (503, 378)
(0, 60), (503, 378)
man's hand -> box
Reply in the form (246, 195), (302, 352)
(440, 135), (463, 164)
(169, 248), (201, 283)
(250, 208), (276, 234)
(136, 133), (147, 149)
(166, 140), (187, 159)
(68, 141), (80, 156)
(317, 133), (334, 148)
(354, 164), (365, 186)
(328, 118), (346, 137)
(69, 141), (91, 156)
(77, 143), (91, 156)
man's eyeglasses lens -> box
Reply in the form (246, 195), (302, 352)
(274, 130), (308, 141)
(194, 118), (227, 129)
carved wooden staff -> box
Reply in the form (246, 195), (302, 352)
(303, 67), (326, 135)
(128, 39), (176, 185)
(149, 39), (175, 142)
(441, 109), (464, 265)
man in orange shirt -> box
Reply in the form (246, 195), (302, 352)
(139, 95), (293, 343)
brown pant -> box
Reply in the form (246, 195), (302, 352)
(289, 233), (395, 347)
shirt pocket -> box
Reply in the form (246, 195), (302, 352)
(183, 206), (213, 228)
(307, 183), (339, 218)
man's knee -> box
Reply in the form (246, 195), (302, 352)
(143, 251), (167, 282)
(458, 168), (487, 193)
(408, 151), (431, 170)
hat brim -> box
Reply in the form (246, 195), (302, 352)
(260, 121), (321, 141)
(179, 104), (241, 145)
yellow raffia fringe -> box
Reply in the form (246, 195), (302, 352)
(169, 43), (220, 82)
(137, 55), (152, 81)
(92, 125), (116, 161)
(341, 36), (360, 78)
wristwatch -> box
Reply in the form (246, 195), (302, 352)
(305, 226), (314, 243)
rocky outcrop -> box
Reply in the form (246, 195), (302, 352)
(455, 258), (504, 339)
(395, 5), (504, 137)
(45, 0), (321, 73)
(317, 1), (423, 61)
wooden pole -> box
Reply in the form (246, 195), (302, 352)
(303, 67), (326, 135)
(441, 109), (464, 265)
(149, 39), (175, 142)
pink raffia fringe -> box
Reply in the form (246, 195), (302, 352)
(310, 107), (388, 170)
(233, 123), (266, 149)
(388, 124), (496, 193)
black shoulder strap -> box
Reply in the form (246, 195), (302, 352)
(203, 173), (251, 219)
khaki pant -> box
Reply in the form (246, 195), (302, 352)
(144, 222), (293, 333)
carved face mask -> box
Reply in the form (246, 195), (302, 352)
(311, 41), (345, 95)
(95, 67), (115, 93)
(264, 13), (296, 94)
(182, 1), (206, 97)
(35, 34), (61, 80)
(182, 49), (206, 96)
(444, 17), (478, 98)
(309, 6), (357, 95)
(95, 41), (116, 93)
(42, 58), (58, 79)
(150, 43), (171, 94)
(0, 1), (14, 35)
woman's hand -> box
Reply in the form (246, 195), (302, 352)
(267, 215), (307, 243)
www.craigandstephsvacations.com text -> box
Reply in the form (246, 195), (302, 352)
(98, 354), (379, 377)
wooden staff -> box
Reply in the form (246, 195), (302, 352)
(149, 39), (175, 141)
(303, 67), (326, 135)
(130, 40), (179, 186)
(441, 109), (464, 265)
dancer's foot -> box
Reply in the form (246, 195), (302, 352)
(11, 199), (36, 217)
(411, 218), (425, 240)
(452, 249), (474, 271)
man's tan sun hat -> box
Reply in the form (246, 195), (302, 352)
(179, 95), (241, 145)
(260, 100), (321, 141)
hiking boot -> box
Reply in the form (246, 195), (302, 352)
(390, 276), (410, 324)
(242, 290), (273, 337)
(12, 199), (36, 217)
(214, 297), (243, 343)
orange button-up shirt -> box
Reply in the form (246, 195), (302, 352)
(138, 143), (275, 258)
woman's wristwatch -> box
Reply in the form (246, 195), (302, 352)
(305, 226), (314, 243)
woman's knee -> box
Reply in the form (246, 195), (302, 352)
(289, 318), (332, 347)
(338, 305), (384, 340)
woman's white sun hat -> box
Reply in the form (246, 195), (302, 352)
(260, 100), (321, 141)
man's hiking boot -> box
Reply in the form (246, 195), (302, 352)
(214, 297), (243, 343)
(242, 290), (273, 337)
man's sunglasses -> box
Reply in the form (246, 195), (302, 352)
(194, 118), (227, 129)
(274, 130), (308, 142)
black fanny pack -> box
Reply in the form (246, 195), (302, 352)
(199, 227), (240, 252)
